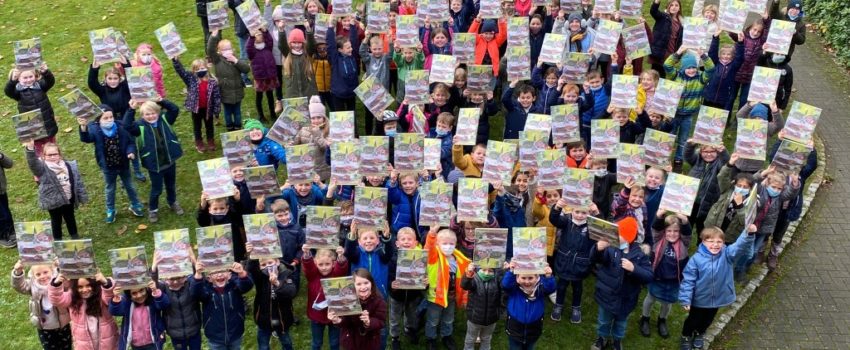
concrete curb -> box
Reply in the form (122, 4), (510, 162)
(702, 134), (827, 349)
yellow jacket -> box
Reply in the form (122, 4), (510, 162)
(312, 58), (331, 93)
(531, 195), (557, 256)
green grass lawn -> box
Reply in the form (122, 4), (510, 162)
(0, 0), (767, 349)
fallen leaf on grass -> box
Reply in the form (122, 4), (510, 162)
(137, 224), (148, 230)
(15, 197), (24, 204)
(117, 225), (128, 236)
(80, 56), (88, 62)
(64, 127), (73, 133)
(65, 84), (76, 89)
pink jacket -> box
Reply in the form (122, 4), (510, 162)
(48, 279), (119, 350)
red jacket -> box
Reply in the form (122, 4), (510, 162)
(302, 255), (350, 324)
(468, 19), (507, 77)
(339, 293), (387, 350)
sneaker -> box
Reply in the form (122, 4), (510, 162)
(134, 171), (147, 182)
(441, 336), (456, 350)
(129, 205), (145, 217)
(570, 306), (582, 324)
(612, 339), (622, 350)
(206, 139), (216, 152)
(658, 318), (669, 338)
(680, 336), (693, 350)
(195, 140), (205, 153)
(591, 337), (607, 350)
(170, 203), (185, 216)
(0, 238), (16, 249)
(692, 334), (705, 349)
(551, 304), (563, 321)
(105, 210), (116, 224)
(548, 292), (557, 304)
(639, 316), (651, 337)
(149, 210), (159, 223)
(243, 77), (253, 87)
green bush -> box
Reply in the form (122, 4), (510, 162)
(806, 0), (850, 67)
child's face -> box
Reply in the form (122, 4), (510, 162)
(295, 183), (312, 196)
(719, 49), (733, 63)
(482, 32), (495, 41)
(628, 190), (645, 208)
(645, 169), (665, 189)
(700, 146), (719, 162)
(231, 167), (245, 181)
(581, 0), (591, 5)
(389, 11), (398, 25)
(470, 92), (485, 104)
(703, 10), (717, 21)
(291, 41), (305, 52)
(514, 173), (529, 193)
(529, 18), (542, 34)
(471, 146), (486, 166)
(569, 146), (586, 161)
(648, 113), (663, 127)
(315, 256), (334, 275)
(166, 276), (187, 290)
(433, 33), (448, 48)
(138, 48), (153, 64)
(545, 73), (558, 87)
(436, 120), (452, 134)
(366, 176), (384, 186)
(735, 179), (752, 191)
(703, 237), (724, 255)
(370, 41), (383, 57)
(614, 112), (628, 126)
(99, 113), (115, 125)
(402, 48), (416, 62)
(218, 42), (234, 57)
(209, 201), (229, 215)
(749, 25), (764, 39)
(210, 271), (229, 287)
(569, 20), (582, 33)
(317, 43), (329, 58)
(142, 109), (160, 124)
(396, 233), (417, 249)
(450, 0), (462, 12)
(130, 287), (148, 304)
(587, 77), (603, 90)
(400, 176), (418, 195)
(307, 2), (319, 13)
(517, 92), (534, 109)
(354, 276), (372, 300)
(311, 115), (326, 128)
(685, 67), (698, 77)
(544, 190), (561, 203)
(639, 74), (657, 90)
(105, 73), (121, 88)
(768, 180), (785, 194)
(665, 224), (681, 243)
(668, 1), (680, 14)
(31, 266), (53, 286)
(18, 70), (36, 86)
(432, 90), (449, 106)
(359, 231), (379, 252)
(384, 120), (398, 135)
(572, 209), (589, 221)
(249, 128), (264, 141)
(562, 91), (578, 103)
(77, 278), (94, 299)
(275, 209), (292, 225)
(340, 42), (353, 56)
(260, 258), (279, 271)
(453, 73), (466, 89)
(517, 274), (539, 288)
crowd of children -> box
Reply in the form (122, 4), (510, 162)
(4, 0), (820, 349)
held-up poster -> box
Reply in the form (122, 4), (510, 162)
(313, 13), (334, 44)
(12, 110), (48, 143)
(539, 34), (567, 64)
(207, 1), (230, 31)
(58, 89), (103, 123)
(235, 0), (267, 35)
(13, 37), (42, 71)
(394, 133), (425, 172)
(452, 33), (476, 63)
(479, 0), (502, 18)
(429, 55), (457, 85)
(561, 52), (592, 83)
(506, 46), (531, 81)
(109, 246), (150, 290)
(355, 75), (395, 116)
(735, 118), (768, 161)
(457, 178), (490, 223)
(691, 105), (729, 147)
(266, 107), (307, 144)
(154, 22), (188, 59)
(659, 173), (701, 216)
(771, 139), (811, 174)
(243, 213), (283, 260)
(590, 20), (624, 55)
(15, 221), (55, 267)
(617, 143), (645, 186)
(512, 227), (547, 274)
(395, 249), (428, 289)
(562, 168), (594, 211)
(536, 149), (567, 190)
(243, 165), (280, 198)
(405, 70), (430, 105)
(305, 206), (341, 250)
(367, 2), (390, 34)
(621, 24), (651, 61)
(396, 15), (419, 48)
(153, 229), (193, 279)
(359, 136), (389, 177)
(221, 129), (255, 168)
(466, 65), (493, 93)
(331, 141), (361, 185)
(419, 180), (453, 227)
(550, 104), (581, 144)
(196, 225), (235, 273)
(719, 0), (748, 34)
(587, 216), (619, 244)
(590, 119), (619, 159)
(88, 28), (123, 65)
(518, 130), (549, 171)
(482, 141), (518, 186)
(595, 0), (616, 13)
(508, 17), (529, 47)
(197, 157), (235, 199)
(646, 78), (684, 118)
(328, 111), (356, 142)
(643, 129), (676, 168)
(473, 228), (508, 269)
(286, 144), (316, 184)
(782, 101), (821, 145)
(423, 139), (442, 171)
(525, 113), (551, 133)
(455, 108), (480, 146)
(321, 276), (363, 316)
(764, 20), (796, 55)
(682, 17), (709, 50)
(354, 187), (388, 230)
(610, 75), (640, 109)
(55, 239), (97, 280)
(126, 66), (158, 102)
(619, 0), (645, 18)
(747, 66), (782, 103)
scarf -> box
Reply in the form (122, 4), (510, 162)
(46, 160), (72, 200)
(101, 123), (117, 138)
(503, 192), (524, 213)
(16, 82), (41, 91)
(519, 281), (540, 301)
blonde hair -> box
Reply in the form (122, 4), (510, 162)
(700, 226), (725, 241)
(766, 172), (787, 187)
(190, 59), (208, 73)
(436, 112), (456, 127)
(271, 199), (291, 213)
(139, 101), (161, 115)
(397, 227), (417, 239)
(640, 69), (660, 84)
(703, 4), (718, 19)
(217, 39), (233, 53)
(314, 248), (337, 261)
(436, 229), (457, 243)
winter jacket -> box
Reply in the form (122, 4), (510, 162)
(123, 100), (183, 172)
(768, 141), (818, 222)
(387, 184), (424, 237)
(610, 188), (648, 245)
(752, 172), (800, 235)
(769, 0), (806, 60)
(734, 103), (785, 172)
(450, 0), (476, 33)
(679, 231), (754, 308)
(156, 279), (201, 341)
(664, 53), (715, 115)
(461, 271), (503, 326)
(293, 127), (330, 180)
(593, 244), (653, 316)
(502, 271), (556, 343)
(686, 143), (730, 219)
(48, 278), (119, 350)
(277, 221), (306, 265)
(79, 121), (137, 170)
(757, 54), (794, 109)
(430, 131), (454, 179)
(468, 18), (508, 77)
(280, 29), (320, 98)
(302, 255), (349, 324)
(11, 269), (71, 330)
(5, 70), (58, 137)
(338, 293), (387, 350)
(26, 149), (89, 211)
(704, 39), (745, 106)
(191, 273), (254, 345)
(196, 201), (248, 262)
(552, 19), (594, 53)
(550, 207), (596, 281)
(88, 64), (132, 118)
(109, 290), (170, 350)
(248, 33), (277, 80)
(649, 2), (683, 62)
(528, 29), (545, 70)
(531, 66), (561, 114)
(650, 218), (691, 278)
(279, 184), (327, 227)
(172, 58), (222, 119)
(327, 26), (362, 98)
(262, 3), (283, 65)
(731, 29), (769, 84)
(0, 152), (12, 195)
(246, 260), (297, 332)
(704, 165), (749, 242)
(451, 144), (483, 178)
(530, 196), (556, 256)
(502, 86), (545, 139)
(580, 84), (611, 127)
(254, 134), (288, 169)
(206, 31), (251, 104)
(424, 230), (472, 308)
(360, 40), (394, 90)
(313, 56), (331, 93)
(345, 235), (393, 298)
(592, 173), (618, 220)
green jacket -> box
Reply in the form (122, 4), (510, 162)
(206, 32), (251, 104)
(704, 164), (747, 242)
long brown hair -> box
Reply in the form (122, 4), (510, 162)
(352, 268), (380, 300)
(70, 278), (104, 317)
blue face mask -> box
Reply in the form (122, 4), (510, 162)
(771, 54), (786, 64)
(385, 130), (397, 137)
(733, 186), (750, 197)
(435, 129), (449, 137)
(766, 187), (781, 197)
(100, 120), (115, 130)
(593, 169), (608, 178)
(590, 85), (603, 92)
(619, 242), (628, 250)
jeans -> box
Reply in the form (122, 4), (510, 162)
(596, 306), (628, 340)
(257, 327), (293, 350)
(148, 165), (177, 211)
(104, 166), (141, 212)
(170, 333), (202, 350)
(508, 336), (537, 350)
(555, 278), (584, 307)
(464, 321), (496, 350)
(208, 336), (242, 350)
(223, 103), (243, 130)
(741, 232), (769, 272)
(670, 111), (695, 161)
(48, 203), (77, 240)
(425, 299), (455, 339)
(389, 296), (421, 337)
(310, 321), (340, 350)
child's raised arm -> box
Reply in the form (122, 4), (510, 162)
(171, 57), (194, 87)
(159, 99), (181, 125)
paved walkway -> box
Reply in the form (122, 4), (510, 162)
(721, 40), (850, 348)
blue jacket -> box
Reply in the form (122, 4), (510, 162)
(278, 184), (327, 227)
(550, 207), (596, 280)
(493, 192), (529, 259)
(277, 221), (305, 265)
(344, 235), (392, 298)
(703, 39), (745, 106)
(593, 244), (653, 316)
(449, 0), (476, 33)
(191, 273), (254, 345)
(580, 85), (610, 126)
(502, 87), (544, 140)
(254, 136), (287, 169)
(679, 231), (754, 308)
(428, 130), (454, 179)
(531, 66), (560, 114)
(529, 30), (545, 70)
(387, 184), (424, 237)
(79, 121), (137, 170)
(326, 26), (361, 98)
(502, 271), (556, 324)
(123, 99), (182, 172)
(109, 290), (170, 350)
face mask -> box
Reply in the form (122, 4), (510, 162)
(766, 187), (781, 197)
(788, 13), (799, 21)
(255, 43), (266, 50)
(590, 85), (603, 92)
(140, 55), (152, 64)
(619, 242), (629, 250)
(385, 130), (397, 137)
(100, 120), (115, 130)
(340, 215), (354, 226)
(771, 54), (786, 64)
(477, 270), (494, 281)
(196, 70), (208, 78)
(439, 244), (455, 256)
(435, 128), (449, 137)
(593, 169), (608, 178)
(572, 218), (587, 226)
(261, 265), (278, 276)
(220, 49), (234, 57)
(210, 213), (228, 223)
(733, 186), (750, 197)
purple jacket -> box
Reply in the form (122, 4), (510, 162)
(247, 34), (277, 80)
(172, 59), (221, 118)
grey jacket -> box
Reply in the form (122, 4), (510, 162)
(685, 143), (730, 219)
(0, 152), (12, 195)
(157, 280), (202, 340)
(26, 149), (88, 210)
(359, 40), (394, 90)
(11, 268), (71, 330)
(752, 172), (800, 235)
(735, 104), (785, 173)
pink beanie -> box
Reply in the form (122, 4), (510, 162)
(288, 29), (305, 44)
(308, 95), (326, 118)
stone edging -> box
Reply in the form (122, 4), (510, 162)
(702, 134), (827, 349)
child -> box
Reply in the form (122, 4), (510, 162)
(172, 57), (220, 152)
(245, 257), (298, 350)
(588, 157), (618, 220)
(608, 107), (646, 144)
(48, 272), (119, 350)
(294, 96), (331, 180)
(502, 81), (542, 139)
(729, 17), (769, 110)
(423, 228), (471, 350)
(327, 269), (388, 350)
(197, 192), (248, 262)
(452, 142), (486, 178)
(704, 35), (745, 114)
(344, 223), (393, 298)
(302, 247), (349, 350)
(450, 0), (476, 33)
(643, 167), (668, 237)
(280, 180), (328, 227)
(590, 217), (653, 350)
(502, 262), (556, 349)
(264, 2), (285, 112)
(279, 24), (320, 99)
(528, 14), (545, 69)
(0, 151), (12, 248)
(733, 101), (785, 173)
(461, 90), (500, 146)
(244, 119), (288, 169)
(123, 99), (184, 223)
(270, 200), (306, 290)
(247, 29), (281, 122)
(392, 45), (425, 102)
(11, 261), (71, 349)
(632, 70), (659, 121)
(25, 141), (88, 240)
(388, 172), (426, 238)
(399, 83), (455, 134)
(494, 173), (535, 259)
(191, 261), (254, 350)
(580, 71), (611, 147)
(78, 106), (144, 223)
(468, 17), (508, 77)
(553, 12), (594, 53)
(450, 67), (467, 108)
(745, 167), (800, 273)
(639, 212), (691, 339)
(422, 25), (452, 70)
(531, 188), (560, 266)
(388, 228), (424, 349)
(109, 281), (169, 350)
(207, 30), (251, 131)
(531, 63), (561, 114)
(130, 44), (166, 98)
(679, 226), (756, 350)
(704, 155), (756, 245)
(663, 47), (715, 170)
(431, 112), (455, 179)
(152, 262), (201, 350)
(648, 0), (684, 77)
(770, 0), (806, 59)
(5, 64), (57, 155)
(758, 50), (794, 110)
(327, 19), (363, 111)
(685, 141), (730, 233)
(549, 201), (599, 323)
(460, 263), (502, 350)
(610, 178), (648, 245)
(566, 142), (588, 168)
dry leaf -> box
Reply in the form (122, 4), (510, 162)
(63, 127), (73, 133)
(117, 225), (128, 236)
(137, 224), (148, 230)
(134, 230), (141, 234)
(65, 84), (76, 89)
(80, 56), (88, 62)
(101, 15), (107, 20)
(15, 197), (24, 204)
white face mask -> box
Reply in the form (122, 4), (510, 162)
(140, 55), (152, 64)
(439, 244), (456, 256)
(255, 43), (266, 50)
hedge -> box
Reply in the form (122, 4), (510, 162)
(806, 0), (850, 67)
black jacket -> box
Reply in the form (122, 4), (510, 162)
(247, 260), (297, 332)
(685, 143), (730, 219)
(88, 64), (132, 118)
(550, 207), (596, 281)
(156, 278), (202, 341)
(461, 271), (503, 326)
(649, 1), (683, 61)
(5, 70), (58, 137)
(196, 199), (247, 262)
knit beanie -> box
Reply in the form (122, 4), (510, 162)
(308, 95), (326, 118)
(787, 0), (802, 11)
(618, 217), (638, 244)
(481, 19), (497, 33)
(288, 29), (305, 44)
(568, 12), (583, 24)
(680, 53), (698, 70)
(750, 104), (769, 119)
(243, 118), (265, 131)
(272, 6), (284, 21)
(99, 104), (114, 114)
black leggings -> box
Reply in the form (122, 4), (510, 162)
(48, 203), (77, 240)
(681, 306), (719, 337)
(330, 94), (356, 112)
(255, 90), (275, 121)
(192, 107), (215, 141)
(275, 65), (283, 100)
